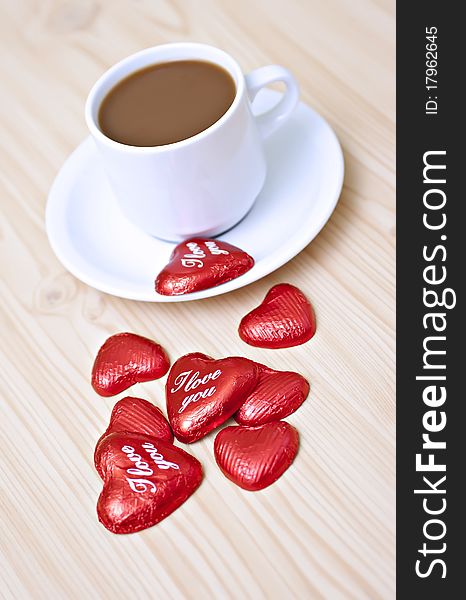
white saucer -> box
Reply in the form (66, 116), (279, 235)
(46, 89), (344, 302)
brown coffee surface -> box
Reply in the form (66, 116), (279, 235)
(98, 60), (236, 147)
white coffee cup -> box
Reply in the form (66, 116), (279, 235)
(85, 43), (299, 241)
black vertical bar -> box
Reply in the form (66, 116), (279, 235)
(397, 2), (463, 596)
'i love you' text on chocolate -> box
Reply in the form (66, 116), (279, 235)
(96, 432), (202, 534)
(166, 353), (259, 443)
(155, 238), (254, 296)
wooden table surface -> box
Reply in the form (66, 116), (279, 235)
(0, 1), (395, 598)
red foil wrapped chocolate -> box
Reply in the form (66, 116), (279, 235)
(95, 396), (173, 478)
(166, 353), (260, 443)
(92, 332), (170, 397)
(96, 432), (202, 534)
(214, 422), (299, 491)
(238, 283), (316, 348)
(235, 363), (310, 426)
(155, 238), (254, 296)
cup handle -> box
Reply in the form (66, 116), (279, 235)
(245, 65), (300, 139)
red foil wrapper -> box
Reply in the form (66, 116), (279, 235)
(155, 238), (254, 296)
(214, 422), (299, 491)
(92, 332), (170, 397)
(166, 353), (259, 443)
(238, 283), (316, 349)
(235, 363), (310, 426)
(94, 397), (173, 478)
(96, 432), (202, 534)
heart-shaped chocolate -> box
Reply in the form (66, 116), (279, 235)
(214, 422), (299, 491)
(235, 363), (310, 426)
(92, 332), (170, 397)
(166, 353), (260, 443)
(238, 283), (316, 348)
(155, 238), (254, 296)
(95, 397), (173, 478)
(96, 432), (202, 534)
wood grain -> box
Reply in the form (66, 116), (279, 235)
(0, 1), (395, 598)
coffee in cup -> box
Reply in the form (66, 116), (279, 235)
(98, 60), (237, 147)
